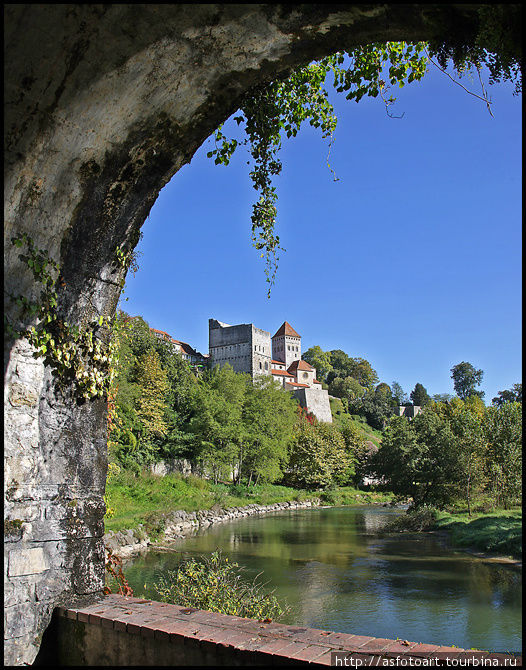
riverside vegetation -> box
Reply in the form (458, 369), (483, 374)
(104, 311), (522, 611)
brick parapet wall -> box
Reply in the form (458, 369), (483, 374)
(49, 594), (521, 666)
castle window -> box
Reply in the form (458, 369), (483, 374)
(264, 362), (268, 370)
(259, 362), (262, 370)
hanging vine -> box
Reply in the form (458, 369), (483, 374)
(207, 26), (521, 296)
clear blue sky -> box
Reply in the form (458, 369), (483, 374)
(120, 59), (521, 404)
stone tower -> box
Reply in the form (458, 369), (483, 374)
(272, 321), (301, 370)
(209, 319), (271, 379)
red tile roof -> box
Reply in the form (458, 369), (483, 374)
(271, 359), (285, 365)
(150, 328), (203, 358)
(287, 359), (313, 373)
(285, 382), (310, 388)
(151, 327), (172, 339)
(271, 369), (294, 377)
(272, 321), (301, 339)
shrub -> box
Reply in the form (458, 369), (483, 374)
(153, 550), (287, 621)
(385, 505), (438, 532)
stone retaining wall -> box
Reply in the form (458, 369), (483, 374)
(104, 499), (320, 560)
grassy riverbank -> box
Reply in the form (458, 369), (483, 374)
(104, 469), (394, 533)
(434, 509), (522, 559)
(387, 506), (522, 560)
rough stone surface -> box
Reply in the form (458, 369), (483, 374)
(4, 5), (518, 665)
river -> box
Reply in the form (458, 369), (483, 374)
(123, 506), (522, 654)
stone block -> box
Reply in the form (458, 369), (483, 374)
(8, 547), (49, 576)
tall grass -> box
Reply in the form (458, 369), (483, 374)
(435, 509), (522, 558)
(104, 470), (316, 533)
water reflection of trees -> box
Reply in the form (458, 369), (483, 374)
(125, 508), (521, 651)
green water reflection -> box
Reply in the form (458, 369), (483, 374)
(123, 506), (521, 653)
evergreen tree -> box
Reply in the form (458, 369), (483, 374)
(410, 383), (431, 406)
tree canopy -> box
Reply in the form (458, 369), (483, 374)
(450, 361), (485, 400)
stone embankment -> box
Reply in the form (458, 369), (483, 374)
(104, 500), (320, 560)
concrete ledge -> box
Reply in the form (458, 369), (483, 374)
(47, 594), (522, 666)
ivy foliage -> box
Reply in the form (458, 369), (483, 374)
(5, 234), (119, 401)
(208, 26), (521, 295)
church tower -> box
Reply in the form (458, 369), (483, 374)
(271, 321), (301, 370)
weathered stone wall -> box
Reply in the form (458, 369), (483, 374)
(251, 325), (272, 378)
(5, 4), (514, 664)
(209, 320), (254, 374)
(294, 387), (333, 423)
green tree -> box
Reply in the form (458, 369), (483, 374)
(189, 364), (248, 484)
(391, 381), (408, 405)
(372, 406), (467, 508)
(135, 349), (170, 439)
(370, 416), (419, 501)
(483, 402), (522, 509)
(432, 393), (453, 403)
(302, 345), (333, 382)
(328, 376), (365, 404)
(492, 383), (522, 407)
(410, 383), (431, 406)
(242, 376), (298, 485)
(445, 397), (487, 516)
(348, 388), (394, 431)
(286, 421), (350, 489)
(450, 361), (485, 400)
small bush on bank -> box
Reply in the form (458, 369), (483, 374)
(385, 505), (439, 532)
(153, 550), (288, 621)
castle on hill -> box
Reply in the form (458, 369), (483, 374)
(209, 319), (332, 423)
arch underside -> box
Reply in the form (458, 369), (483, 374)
(3, 4), (519, 665)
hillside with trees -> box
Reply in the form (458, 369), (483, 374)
(108, 313), (521, 524)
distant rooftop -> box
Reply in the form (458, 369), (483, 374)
(272, 321), (300, 339)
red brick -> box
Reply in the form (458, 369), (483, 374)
(243, 636), (295, 655)
(212, 630), (257, 648)
(87, 613), (104, 625)
(434, 646), (463, 660)
(268, 640), (312, 658)
(310, 650), (334, 666)
(154, 628), (170, 641)
(288, 644), (333, 662)
(344, 635), (375, 649)
(128, 622), (144, 635)
(149, 616), (199, 638)
(325, 631), (362, 647)
(140, 624), (156, 638)
(100, 617), (115, 630)
(407, 643), (445, 658)
(383, 640), (421, 654)
(358, 637), (396, 652)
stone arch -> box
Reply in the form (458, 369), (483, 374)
(4, 5), (520, 665)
